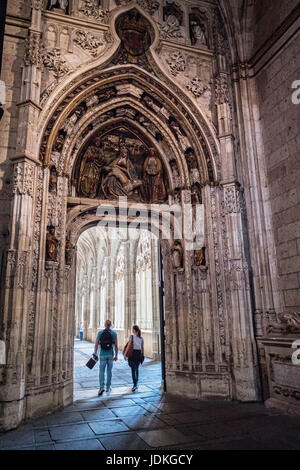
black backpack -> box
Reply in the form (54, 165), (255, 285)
(100, 329), (113, 350)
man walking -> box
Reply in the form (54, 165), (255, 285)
(94, 320), (118, 396)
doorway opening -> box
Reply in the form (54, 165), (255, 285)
(73, 225), (165, 400)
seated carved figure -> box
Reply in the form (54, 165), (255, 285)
(101, 145), (142, 199)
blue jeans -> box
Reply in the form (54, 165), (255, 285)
(99, 356), (113, 390)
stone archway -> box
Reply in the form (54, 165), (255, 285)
(0, 4), (262, 431)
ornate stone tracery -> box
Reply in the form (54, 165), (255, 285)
(1, 0), (280, 432)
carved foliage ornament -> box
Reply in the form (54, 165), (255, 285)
(187, 77), (211, 98)
(222, 186), (241, 214)
(74, 30), (103, 57)
(137, 0), (159, 15)
(215, 74), (230, 105)
(24, 31), (42, 67)
(79, 0), (109, 23)
(31, 0), (44, 9)
(167, 51), (186, 76)
(115, 0), (159, 15)
(6, 250), (28, 289)
(13, 163), (35, 197)
(42, 49), (70, 78)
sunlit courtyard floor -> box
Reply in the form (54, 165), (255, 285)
(1, 340), (300, 450)
(73, 339), (162, 401)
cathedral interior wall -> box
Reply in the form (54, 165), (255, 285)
(0, 0), (299, 430)
(255, 32), (300, 312)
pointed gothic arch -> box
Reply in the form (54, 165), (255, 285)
(0, 1), (267, 431)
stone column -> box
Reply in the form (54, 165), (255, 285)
(151, 237), (160, 360)
(0, 0), (44, 431)
(215, 63), (261, 401)
(0, 161), (37, 431)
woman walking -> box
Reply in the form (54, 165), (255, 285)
(124, 325), (144, 392)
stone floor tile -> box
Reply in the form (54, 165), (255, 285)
(49, 423), (95, 441)
(80, 408), (116, 422)
(103, 399), (136, 408)
(138, 403), (160, 413)
(31, 417), (49, 428)
(55, 439), (105, 450)
(64, 401), (106, 412)
(155, 403), (192, 414)
(111, 405), (149, 417)
(99, 433), (151, 450)
(34, 429), (53, 444)
(88, 419), (129, 435)
(35, 443), (56, 450)
(0, 428), (35, 449)
(120, 415), (167, 431)
(137, 427), (196, 448)
(154, 414), (180, 426)
(46, 411), (84, 426)
(188, 422), (236, 440)
(160, 411), (205, 425)
(131, 397), (147, 405)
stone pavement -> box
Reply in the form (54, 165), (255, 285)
(1, 340), (300, 450)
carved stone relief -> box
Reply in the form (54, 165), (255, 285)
(186, 77), (211, 98)
(79, 0), (109, 23)
(24, 31), (42, 67)
(13, 163), (35, 197)
(74, 30), (104, 57)
(167, 51), (186, 76)
(215, 74), (230, 105)
(42, 48), (71, 78)
(74, 130), (168, 203)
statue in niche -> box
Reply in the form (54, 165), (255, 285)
(190, 19), (207, 46)
(101, 143), (142, 200)
(168, 118), (190, 150)
(46, 226), (59, 262)
(47, 0), (69, 13)
(49, 166), (58, 193)
(79, 137), (104, 198)
(194, 247), (206, 266)
(161, 2), (183, 39)
(53, 133), (65, 152)
(143, 147), (167, 203)
(191, 184), (202, 205)
(65, 239), (74, 266)
(171, 240), (183, 269)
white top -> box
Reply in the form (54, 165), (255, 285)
(131, 335), (144, 351)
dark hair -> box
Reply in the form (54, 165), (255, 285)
(132, 325), (141, 337)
